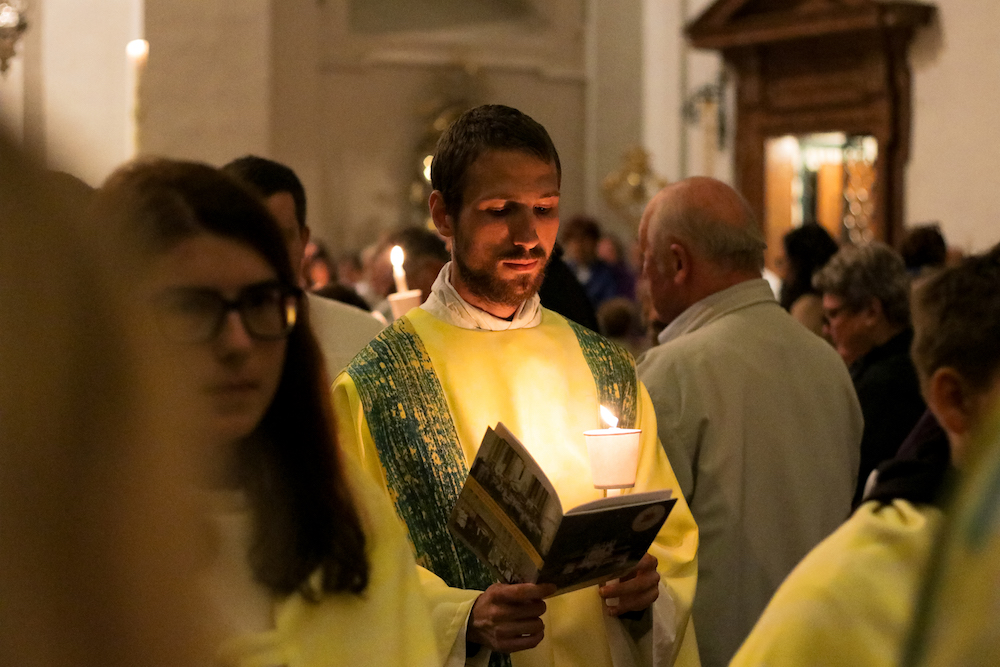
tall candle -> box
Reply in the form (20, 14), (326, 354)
(126, 39), (148, 156)
(390, 245), (409, 293)
(586, 404), (642, 606)
(585, 405), (640, 493)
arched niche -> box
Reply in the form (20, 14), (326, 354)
(687, 0), (935, 268)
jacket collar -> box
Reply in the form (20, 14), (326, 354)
(657, 279), (777, 345)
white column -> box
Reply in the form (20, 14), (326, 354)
(583, 0), (600, 215)
(641, 0), (683, 183)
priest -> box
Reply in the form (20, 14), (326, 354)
(332, 104), (699, 667)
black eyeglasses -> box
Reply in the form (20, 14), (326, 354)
(152, 281), (302, 344)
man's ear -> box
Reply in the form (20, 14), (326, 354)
(300, 224), (311, 250)
(861, 297), (884, 324)
(926, 367), (974, 441)
(669, 242), (691, 286)
(429, 191), (454, 238)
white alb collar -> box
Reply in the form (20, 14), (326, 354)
(420, 262), (543, 331)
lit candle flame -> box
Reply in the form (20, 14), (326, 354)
(390, 245), (409, 293)
(390, 245), (404, 269)
(126, 39), (149, 61)
(599, 405), (619, 429)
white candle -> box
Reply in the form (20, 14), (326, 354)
(586, 404), (642, 607)
(390, 245), (409, 293)
(585, 405), (640, 492)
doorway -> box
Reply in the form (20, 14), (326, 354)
(764, 132), (878, 273)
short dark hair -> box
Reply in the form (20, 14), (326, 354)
(387, 226), (449, 267)
(222, 155), (308, 229)
(901, 224), (947, 272)
(430, 104), (561, 221)
(92, 158), (368, 598)
(911, 243), (1000, 391)
(780, 224), (839, 310)
(562, 215), (602, 244)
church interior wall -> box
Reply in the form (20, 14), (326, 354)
(585, 0), (644, 242)
(8, 0), (140, 185)
(907, 0), (1000, 253)
(307, 0), (588, 253)
(0, 0), (996, 255)
(313, 62), (586, 254)
(143, 0), (271, 167)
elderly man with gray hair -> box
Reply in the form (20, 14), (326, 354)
(636, 177), (863, 667)
(813, 242), (926, 506)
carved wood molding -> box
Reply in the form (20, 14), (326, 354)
(687, 0), (935, 245)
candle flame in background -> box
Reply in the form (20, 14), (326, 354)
(390, 245), (405, 268)
(126, 39), (149, 60)
(599, 405), (618, 429)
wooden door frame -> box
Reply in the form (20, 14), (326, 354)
(688, 2), (934, 246)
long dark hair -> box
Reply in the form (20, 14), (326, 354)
(779, 224), (838, 311)
(92, 158), (368, 598)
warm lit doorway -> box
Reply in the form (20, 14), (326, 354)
(764, 133), (878, 273)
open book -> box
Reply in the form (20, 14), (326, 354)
(448, 423), (676, 596)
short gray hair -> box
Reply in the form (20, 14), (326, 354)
(812, 242), (911, 327)
(664, 195), (766, 273)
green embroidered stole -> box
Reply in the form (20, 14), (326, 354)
(345, 314), (638, 665)
(566, 320), (639, 429)
(345, 316), (494, 592)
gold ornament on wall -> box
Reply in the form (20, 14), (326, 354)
(0, 0), (28, 75)
(407, 65), (484, 229)
(601, 146), (667, 228)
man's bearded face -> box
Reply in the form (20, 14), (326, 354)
(448, 150), (560, 313)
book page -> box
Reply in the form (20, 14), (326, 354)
(448, 423), (565, 584)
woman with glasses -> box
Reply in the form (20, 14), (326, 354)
(91, 159), (440, 667)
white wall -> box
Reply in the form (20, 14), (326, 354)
(907, 0), (1000, 253)
(143, 0), (271, 165)
(13, 0), (141, 185)
(18, 0), (993, 255)
(642, 0), (683, 184)
(585, 0), (644, 239)
(312, 0), (588, 253)
(314, 61), (587, 254)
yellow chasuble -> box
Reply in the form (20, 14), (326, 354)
(730, 499), (941, 667)
(332, 307), (700, 667)
(902, 409), (1000, 667)
(215, 454), (443, 667)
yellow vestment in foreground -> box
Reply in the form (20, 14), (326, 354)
(216, 454), (442, 667)
(902, 410), (1000, 667)
(332, 307), (700, 667)
(731, 499), (941, 667)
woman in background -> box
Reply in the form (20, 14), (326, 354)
(779, 224), (839, 338)
(91, 159), (440, 667)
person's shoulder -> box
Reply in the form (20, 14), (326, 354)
(636, 330), (704, 377)
(854, 347), (922, 397)
(784, 499), (938, 593)
(308, 293), (384, 335)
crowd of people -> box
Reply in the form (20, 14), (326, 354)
(3, 103), (999, 667)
